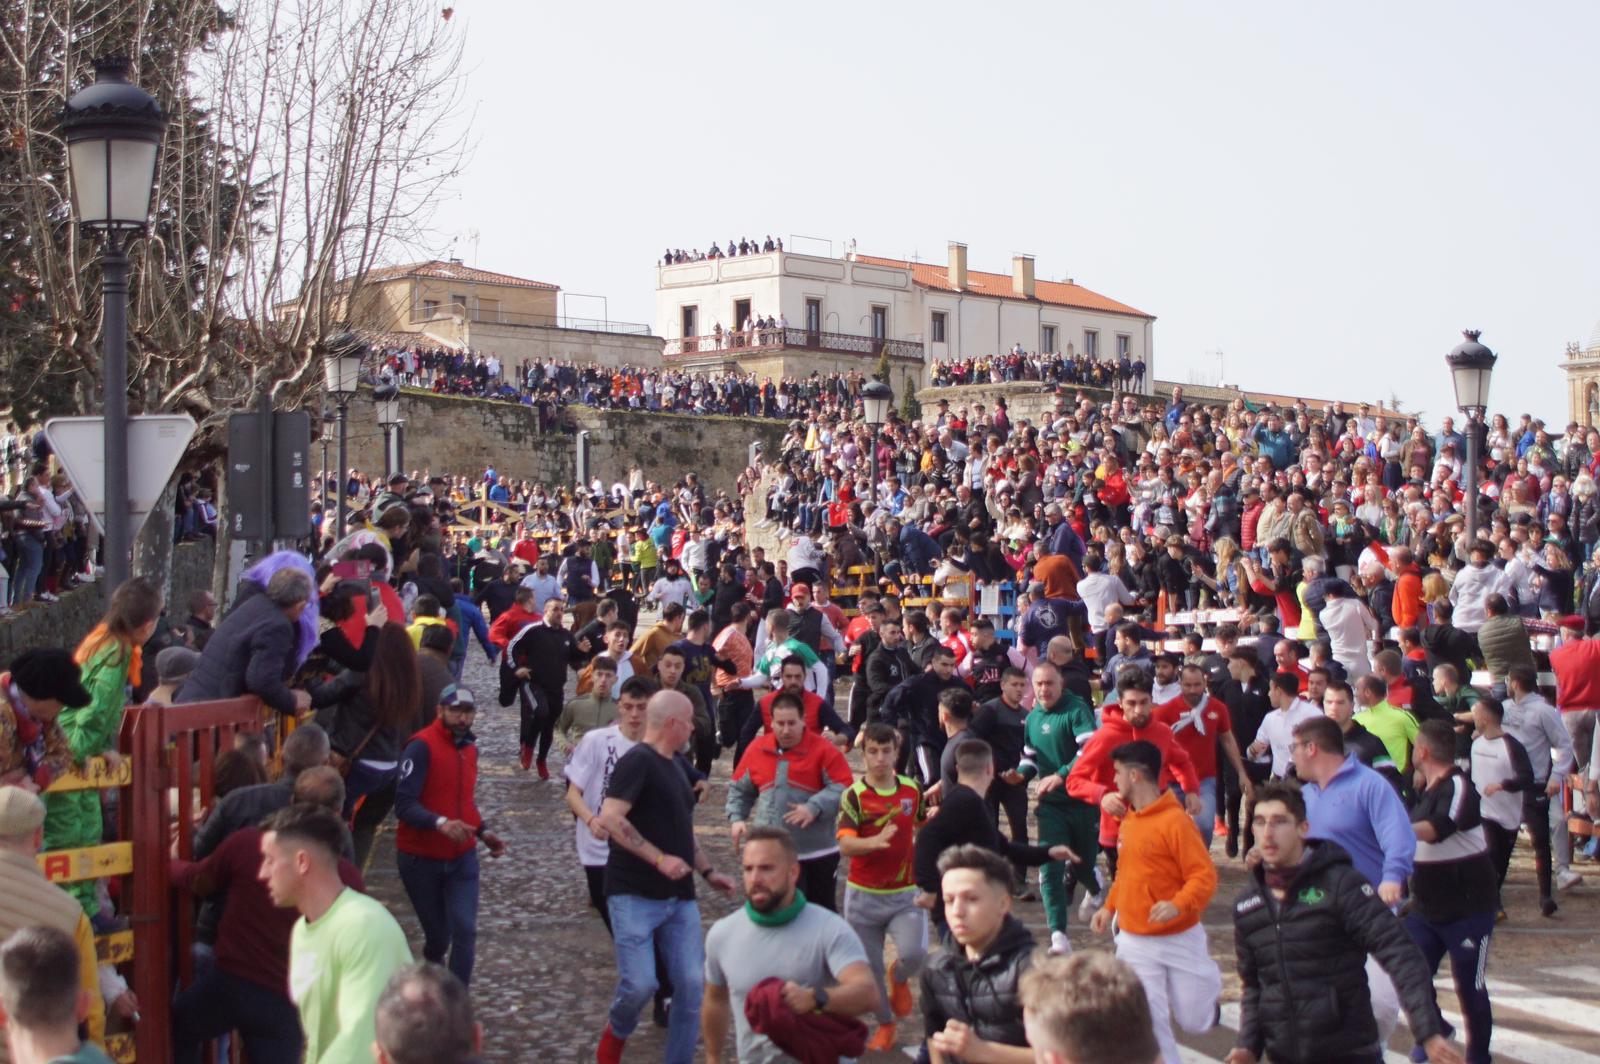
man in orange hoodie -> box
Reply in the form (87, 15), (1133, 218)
(1066, 668), (1200, 877)
(1089, 739), (1220, 1064)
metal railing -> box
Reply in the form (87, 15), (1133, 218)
(665, 326), (922, 361)
(409, 303), (652, 336)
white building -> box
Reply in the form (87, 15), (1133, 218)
(654, 241), (1155, 392)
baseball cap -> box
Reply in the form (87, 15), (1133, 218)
(10, 648), (90, 709)
(0, 787), (44, 837)
(156, 646), (200, 685)
(439, 685), (476, 710)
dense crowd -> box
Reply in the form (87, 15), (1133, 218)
(7, 359), (1600, 1064)
(931, 348), (1148, 391)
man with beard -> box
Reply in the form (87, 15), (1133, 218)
(701, 827), (876, 1064)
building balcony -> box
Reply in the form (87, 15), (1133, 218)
(664, 326), (922, 362)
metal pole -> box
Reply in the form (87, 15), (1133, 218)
(102, 234), (131, 587)
(394, 424), (403, 478)
(381, 425), (392, 478)
(1464, 411), (1480, 546)
(336, 400), (349, 539)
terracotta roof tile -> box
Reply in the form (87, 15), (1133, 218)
(358, 260), (559, 291)
(855, 254), (1151, 319)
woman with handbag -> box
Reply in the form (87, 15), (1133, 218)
(312, 622), (423, 866)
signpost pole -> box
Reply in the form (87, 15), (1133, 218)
(257, 391), (275, 554)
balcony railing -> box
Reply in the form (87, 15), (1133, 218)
(665, 326), (922, 361)
(410, 303), (653, 336)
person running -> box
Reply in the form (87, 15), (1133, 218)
(920, 844), (1038, 1064)
(836, 722), (926, 1051)
(727, 692), (853, 911)
(1226, 781), (1462, 1064)
(1323, 678), (1405, 794)
(1406, 721), (1497, 1063)
(1289, 715), (1414, 1045)
(1088, 740), (1221, 1064)
(1353, 674), (1420, 776)
(1016, 661), (1099, 955)
(973, 665), (1034, 896)
(1502, 664), (1577, 913)
(594, 690), (736, 1064)
(1247, 672), (1321, 780)
(702, 826), (877, 1064)
(1154, 662), (1252, 846)
(503, 597), (593, 777)
(393, 685), (506, 986)
(259, 803), (412, 1064)
(1467, 696), (1533, 914)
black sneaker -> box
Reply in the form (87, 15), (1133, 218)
(652, 994), (671, 1028)
(1540, 897), (1559, 918)
(1225, 837), (1239, 859)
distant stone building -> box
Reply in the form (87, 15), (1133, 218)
(655, 242), (1153, 395)
(1560, 327), (1600, 428)
(279, 259), (663, 369)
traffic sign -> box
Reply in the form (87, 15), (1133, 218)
(43, 415), (197, 539)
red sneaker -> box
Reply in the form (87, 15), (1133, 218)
(537, 758), (550, 781)
(519, 744), (533, 771)
(887, 959), (914, 1018)
(596, 1024), (625, 1064)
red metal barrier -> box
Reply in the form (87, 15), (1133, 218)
(123, 697), (275, 1064)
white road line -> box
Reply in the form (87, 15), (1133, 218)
(1540, 964), (1600, 985)
(1437, 975), (1600, 1033)
(1217, 1003), (1411, 1064)
(1414, 1003), (1600, 1064)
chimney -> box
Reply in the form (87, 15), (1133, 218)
(948, 242), (967, 292)
(1012, 254), (1035, 299)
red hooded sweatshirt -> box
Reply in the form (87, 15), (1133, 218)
(1067, 704), (1200, 847)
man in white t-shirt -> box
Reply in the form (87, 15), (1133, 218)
(563, 677), (652, 927)
(1248, 672), (1323, 779)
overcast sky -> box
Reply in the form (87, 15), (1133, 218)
(428, 1), (1598, 423)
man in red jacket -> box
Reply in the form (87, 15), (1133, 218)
(395, 685), (507, 985)
(1067, 668), (1200, 876)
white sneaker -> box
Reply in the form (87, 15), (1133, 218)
(1558, 869), (1584, 891)
(1078, 890), (1103, 920)
(1049, 930), (1072, 955)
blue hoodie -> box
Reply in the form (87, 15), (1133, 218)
(1303, 753), (1415, 889)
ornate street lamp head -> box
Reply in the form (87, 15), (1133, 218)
(1445, 329), (1497, 414)
(60, 56), (165, 232)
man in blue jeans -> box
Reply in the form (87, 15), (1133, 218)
(595, 689), (736, 1064)
(394, 685), (506, 986)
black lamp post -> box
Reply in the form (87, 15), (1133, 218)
(322, 332), (367, 539)
(861, 378), (894, 503)
(1445, 329), (1497, 546)
(318, 402), (335, 524)
(61, 57), (165, 588)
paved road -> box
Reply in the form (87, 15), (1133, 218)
(364, 649), (1600, 1063)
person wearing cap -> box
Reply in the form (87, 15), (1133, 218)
(395, 684), (506, 986)
(0, 649), (82, 793)
(0, 786), (105, 1059)
(147, 645), (201, 706)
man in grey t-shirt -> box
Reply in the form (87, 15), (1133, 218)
(702, 827), (877, 1064)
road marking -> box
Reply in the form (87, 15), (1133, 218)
(1438, 975), (1600, 1034)
(1415, 1001), (1600, 1064)
(1541, 964), (1600, 985)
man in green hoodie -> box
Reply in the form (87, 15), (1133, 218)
(1016, 661), (1099, 955)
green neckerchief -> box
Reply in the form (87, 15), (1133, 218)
(745, 889), (807, 928)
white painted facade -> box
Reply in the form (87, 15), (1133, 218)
(654, 246), (1156, 391)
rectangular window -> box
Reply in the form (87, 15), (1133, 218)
(871, 306), (887, 340)
(1117, 334), (1131, 358)
(1041, 325), (1057, 353)
(931, 311), (947, 343)
(805, 298), (822, 337)
(1084, 330), (1099, 358)
(422, 299), (439, 317)
(451, 293), (468, 315)
(681, 305), (699, 338)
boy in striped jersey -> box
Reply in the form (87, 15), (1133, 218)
(836, 722), (926, 1052)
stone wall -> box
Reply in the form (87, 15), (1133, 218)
(463, 322), (664, 370)
(0, 538), (215, 669)
(333, 389), (788, 498)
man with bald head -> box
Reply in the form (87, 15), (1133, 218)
(595, 690), (736, 1064)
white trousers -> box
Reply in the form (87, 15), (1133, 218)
(1116, 923), (1221, 1064)
(1366, 953), (1400, 1043)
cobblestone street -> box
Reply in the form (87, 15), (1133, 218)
(364, 643), (1600, 1063)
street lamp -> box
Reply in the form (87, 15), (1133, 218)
(1445, 329), (1497, 546)
(861, 378), (894, 504)
(374, 385), (402, 479)
(61, 56), (165, 588)
(318, 403), (335, 529)
(322, 331), (367, 539)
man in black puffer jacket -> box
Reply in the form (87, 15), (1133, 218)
(1227, 782), (1460, 1064)
(919, 845), (1036, 1062)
